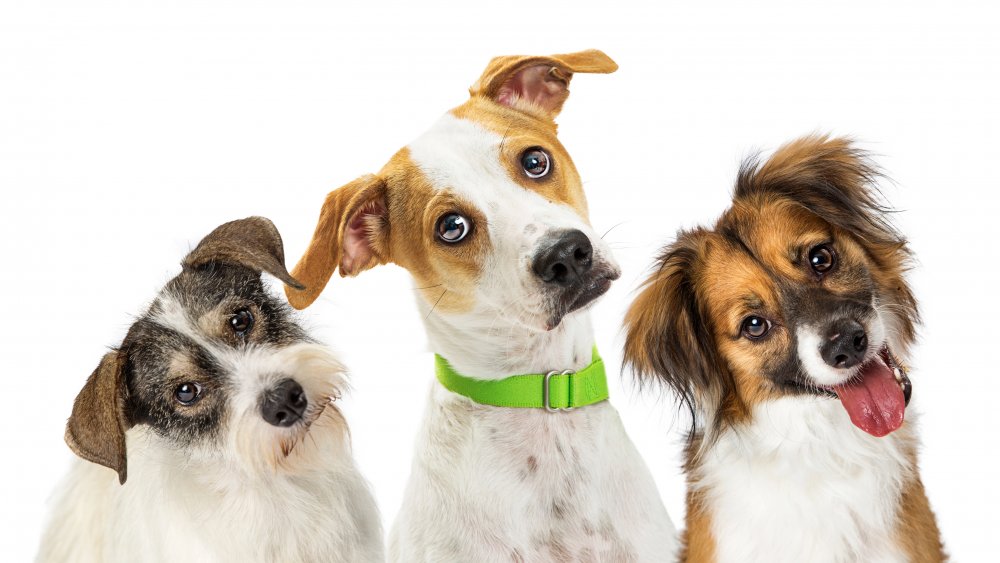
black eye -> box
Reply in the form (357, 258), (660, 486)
(229, 309), (254, 335)
(741, 316), (771, 339)
(808, 244), (836, 275)
(520, 148), (551, 178)
(436, 213), (471, 243)
(174, 382), (202, 406)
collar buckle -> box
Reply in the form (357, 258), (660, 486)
(543, 369), (575, 413)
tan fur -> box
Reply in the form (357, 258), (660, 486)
(469, 49), (617, 117)
(896, 473), (947, 562)
(681, 487), (717, 563)
(287, 175), (389, 309)
(451, 98), (590, 219)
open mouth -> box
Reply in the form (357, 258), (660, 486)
(797, 347), (912, 438)
(545, 270), (618, 330)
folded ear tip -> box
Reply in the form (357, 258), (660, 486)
(584, 49), (618, 72)
(284, 285), (315, 310)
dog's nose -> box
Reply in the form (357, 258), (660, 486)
(820, 319), (868, 369)
(260, 379), (307, 427)
(532, 229), (594, 286)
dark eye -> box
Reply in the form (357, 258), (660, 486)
(741, 316), (771, 339)
(174, 382), (202, 405)
(520, 148), (551, 178)
(808, 244), (836, 275)
(436, 213), (471, 243)
(229, 309), (254, 335)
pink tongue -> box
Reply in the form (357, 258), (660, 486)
(832, 359), (905, 437)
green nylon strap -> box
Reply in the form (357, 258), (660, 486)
(434, 347), (609, 409)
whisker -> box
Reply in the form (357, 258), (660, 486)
(425, 289), (448, 320)
(601, 222), (626, 239)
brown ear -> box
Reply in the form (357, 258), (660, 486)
(183, 216), (304, 290)
(65, 351), (131, 484)
(469, 49), (618, 117)
(623, 229), (733, 437)
(285, 175), (389, 310)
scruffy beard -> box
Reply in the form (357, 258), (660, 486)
(220, 343), (351, 476)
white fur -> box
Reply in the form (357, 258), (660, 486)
(39, 294), (383, 562)
(695, 398), (917, 563)
(388, 114), (677, 561)
(795, 305), (888, 387)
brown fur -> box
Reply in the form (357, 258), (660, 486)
(681, 479), (717, 563)
(285, 50), (616, 311)
(65, 351), (130, 484)
(896, 473), (947, 562)
(624, 135), (942, 561)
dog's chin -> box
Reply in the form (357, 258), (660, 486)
(231, 397), (348, 475)
(543, 269), (620, 331)
(276, 397), (342, 459)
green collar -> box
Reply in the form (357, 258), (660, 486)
(434, 347), (609, 412)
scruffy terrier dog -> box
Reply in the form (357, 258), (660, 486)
(624, 136), (945, 562)
(38, 217), (382, 563)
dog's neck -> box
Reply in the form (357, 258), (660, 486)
(418, 299), (596, 380)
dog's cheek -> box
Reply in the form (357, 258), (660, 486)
(719, 330), (794, 404)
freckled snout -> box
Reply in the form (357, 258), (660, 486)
(820, 319), (868, 369)
(260, 378), (307, 427)
(532, 229), (593, 286)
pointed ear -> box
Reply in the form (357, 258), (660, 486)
(183, 216), (304, 290)
(469, 49), (617, 118)
(285, 175), (389, 309)
(623, 230), (728, 429)
(65, 351), (131, 484)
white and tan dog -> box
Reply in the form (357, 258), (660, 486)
(38, 218), (382, 563)
(286, 50), (677, 561)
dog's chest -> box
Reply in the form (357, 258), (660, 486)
(480, 410), (636, 561)
(401, 389), (676, 562)
(695, 399), (914, 563)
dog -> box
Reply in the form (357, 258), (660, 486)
(623, 136), (945, 562)
(38, 217), (383, 563)
(285, 50), (678, 562)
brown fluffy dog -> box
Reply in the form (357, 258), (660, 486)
(624, 136), (944, 562)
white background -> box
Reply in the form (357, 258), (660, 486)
(1, 1), (997, 560)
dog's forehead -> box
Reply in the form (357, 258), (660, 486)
(405, 113), (505, 208)
(168, 263), (263, 304)
(403, 106), (586, 220)
(701, 235), (780, 321)
(722, 200), (831, 278)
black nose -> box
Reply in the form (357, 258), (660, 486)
(532, 229), (593, 286)
(260, 379), (307, 427)
(820, 319), (869, 369)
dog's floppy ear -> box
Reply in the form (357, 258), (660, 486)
(469, 49), (617, 118)
(285, 175), (389, 309)
(65, 351), (131, 484)
(183, 216), (304, 290)
(624, 229), (733, 435)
